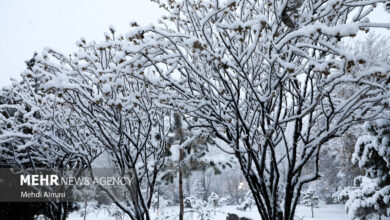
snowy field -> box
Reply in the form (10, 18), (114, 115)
(68, 204), (390, 220)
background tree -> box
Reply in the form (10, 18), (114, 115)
(225, 167), (245, 205)
(321, 32), (390, 204)
(345, 119), (390, 219)
(201, 170), (214, 201)
(301, 190), (319, 218)
(160, 112), (218, 220)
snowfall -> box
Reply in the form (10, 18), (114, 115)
(68, 204), (390, 220)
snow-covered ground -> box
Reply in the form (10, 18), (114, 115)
(68, 204), (390, 220)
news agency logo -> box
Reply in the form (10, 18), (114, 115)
(20, 174), (134, 186)
(0, 169), (136, 202)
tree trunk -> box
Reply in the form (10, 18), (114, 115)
(179, 148), (184, 220)
(311, 204), (314, 218)
(84, 200), (87, 220)
(157, 186), (160, 212)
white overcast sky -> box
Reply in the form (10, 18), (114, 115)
(0, 1), (389, 87)
(0, 0), (165, 87)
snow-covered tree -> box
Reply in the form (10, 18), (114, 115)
(302, 190), (319, 218)
(345, 119), (390, 219)
(0, 78), (83, 169)
(0, 85), (39, 168)
(8, 28), (173, 220)
(130, 0), (390, 219)
(0, 67), (82, 220)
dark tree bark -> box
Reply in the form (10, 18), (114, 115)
(179, 148), (184, 220)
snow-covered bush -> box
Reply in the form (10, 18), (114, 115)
(219, 195), (233, 206)
(184, 196), (204, 209)
(208, 192), (219, 208)
(183, 196), (214, 220)
(237, 191), (255, 211)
